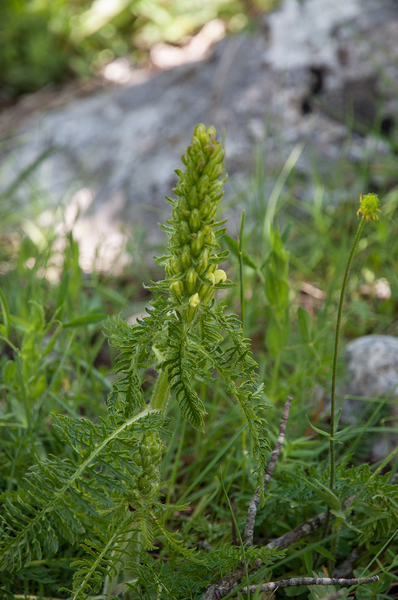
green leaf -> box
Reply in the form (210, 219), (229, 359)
(330, 509), (348, 521)
(152, 346), (166, 363)
(281, 223), (292, 243)
(10, 315), (30, 333)
(305, 417), (342, 443)
(304, 478), (341, 510)
(43, 324), (62, 356)
(56, 270), (69, 314)
(304, 549), (313, 572)
(297, 306), (312, 343)
(224, 235), (258, 269)
(0, 288), (11, 335)
(63, 313), (107, 328)
(315, 545), (335, 561)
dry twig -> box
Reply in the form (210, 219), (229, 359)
(235, 575), (379, 597)
(202, 399), (360, 600)
(203, 495), (355, 599)
(244, 397), (292, 546)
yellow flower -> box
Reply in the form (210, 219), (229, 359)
(214, 269), (227, 284)
(357, 193), (381, 222)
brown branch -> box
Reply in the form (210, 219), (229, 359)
(265, 507), (328, 552)
(203, 497), (356, 600)
(244, 396), (292, 546)
(236, 575), (379, 596)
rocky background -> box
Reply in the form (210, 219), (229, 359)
(2, 0), (398, 271)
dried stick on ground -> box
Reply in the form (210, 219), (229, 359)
(244, 396), (292, 546)
(236, 575), (379, 596)
(203, 498), (356, 600)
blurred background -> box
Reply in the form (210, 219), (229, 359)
(2, 0), (398, 272)
(0, 0), (278, 104)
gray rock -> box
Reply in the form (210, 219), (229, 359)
(345, 335), (398, 461)
(346, 335), (398, 399)
(1, 0), (398, 269)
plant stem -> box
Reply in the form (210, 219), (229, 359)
(238, 210), (246, 334)
(166, 418), (186, 504)
(105, 367), (171, 596)
(239, 250), (244, 333)
(329, 218), (365, 491)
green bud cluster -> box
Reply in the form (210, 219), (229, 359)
(165, 124), (228, 315)
(131, 432), (164, 501)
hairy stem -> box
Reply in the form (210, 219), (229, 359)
(105, 368), (171, 596)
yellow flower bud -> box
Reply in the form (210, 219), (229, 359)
(179, 221), (191, 244)
(198, 283), (210, 299)
(194, 123), (207, 144)
(191, 230), (204, 257)
(179, 196), (190, 213)
(189, 292), (200, 308)
(187, 292), (200, 321)
(207, 126), (217, 141)
(205, 230), (216, 246)
(172, 208), (183, 222)
(188, 190), (199, 209)
(357, 193), (381, 222)
(180, 245), (192, 271)
(186, 268), (198, 294)
(199, 196), (212, 218)
(202, 285), (215, 305)
(195, 247), (209, 276)
(170, 280), (184, 300)
(212, 143), (225, 163)
(169, 256), (182, 276)
(189, 209), (202, 233)
(214, 269), (227, 284)
(197, 174), (209, 196)
(203, 143), (215, 155)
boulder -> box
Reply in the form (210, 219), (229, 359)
(1, 0), (398, 269)
(346, 335), (398, 399)
(345, 335), (398, 461)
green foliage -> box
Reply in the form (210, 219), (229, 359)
(0, 0), (278, 102)
(0, 125), (271, 598)
(0, 0), (70, 99)
(1, 121), (398, 599)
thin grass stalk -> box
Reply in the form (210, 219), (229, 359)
(329, 218), (365, 491)
(238, 210), (246, 333)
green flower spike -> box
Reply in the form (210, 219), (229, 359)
(163, 124), (229, 317)
(357, 193), (381, 222)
